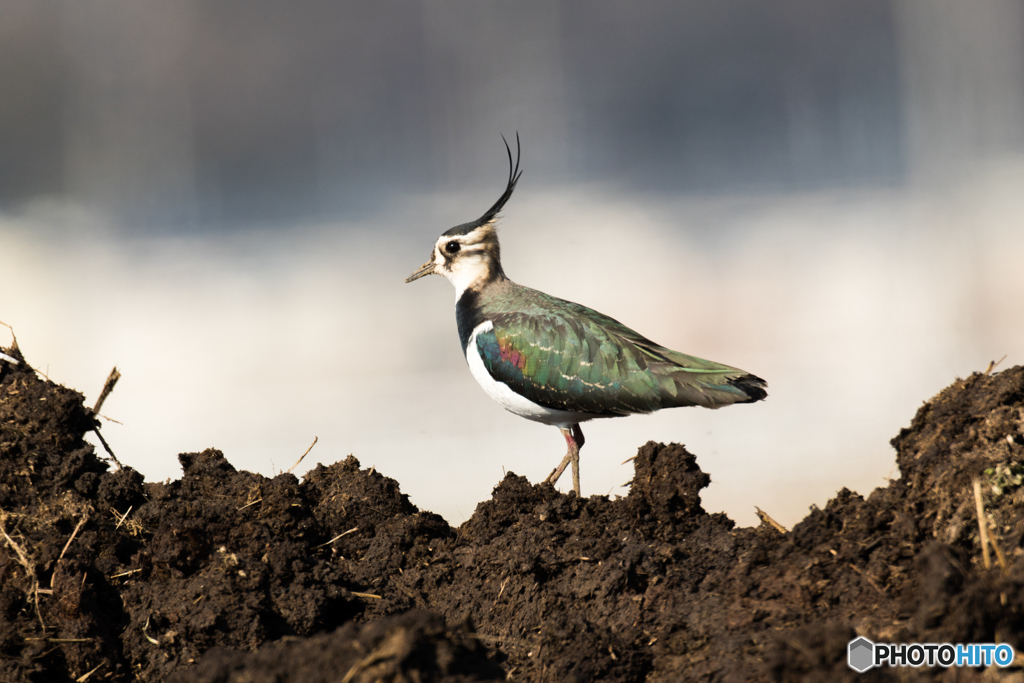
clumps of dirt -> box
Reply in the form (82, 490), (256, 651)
(1, 346), (458, 682)
(175, 610), (503, 683)
(2, 341), (1023, 682)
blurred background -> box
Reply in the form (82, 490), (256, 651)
(2, 0), (1023, 527)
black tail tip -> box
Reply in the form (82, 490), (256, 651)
(730, 374), (767, 403)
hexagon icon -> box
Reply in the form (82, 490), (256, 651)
(848, 637), (874, 673)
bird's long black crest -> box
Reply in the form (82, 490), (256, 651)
(443, 133), (523, 237)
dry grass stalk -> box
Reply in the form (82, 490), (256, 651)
(1, 520), (45, 629)
(288, 436), (318, 474)
(313, 526), (359, 549)
(114, 506), (132, 530)
(92, 427), (123, 470)
(972, 479), (992, 570)
(755, 506), (787, 533)
(58, 516), (88, 563)
(495, 576), (511, 603)
(972, 478), (1009, 573)
(76, 663), (104, 682)
(92, 367), (121, 414)
(0, 319), (19, 351)
(984, 355), (1007, 376)
(142, 616), (160, 645)
(110, 568), (143, 579)
(87, 366), (124, 469)
(1, 523), (31, 570)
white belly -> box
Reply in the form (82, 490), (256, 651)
(466, 320), (596, 429)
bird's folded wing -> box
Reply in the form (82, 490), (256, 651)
(475, 311), (750, 416)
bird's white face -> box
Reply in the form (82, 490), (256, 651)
(432, 233), (494, 299)
(405, 224), (502, 300)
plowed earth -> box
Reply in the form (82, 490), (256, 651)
(1, 343), (1023, 682)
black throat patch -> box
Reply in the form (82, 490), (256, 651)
(455, 288), (487, 355)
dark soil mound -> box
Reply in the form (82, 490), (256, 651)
(2, 342), (1022, 681)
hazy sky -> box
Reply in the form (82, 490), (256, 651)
(2, 0), (910, 225)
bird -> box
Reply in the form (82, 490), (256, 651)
(405, 136), (766, 495)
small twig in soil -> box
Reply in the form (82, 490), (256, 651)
(58, 516), (88, 563)
(287, 436), (318, 474)
(350, 592), (382, 600)
(973, 479), (992, 570)
(50, 516), (89, 590)
(0, 320), (19, 351)
(984, 355), (1007, 376)
(142, 616), (160, 645)
(92, 367), (121, 414)
(110, 568), (142, 579)
(990, 535), (1008, 574)
(76, 663), (104, 682)
(2, 522), (46, 630)
(92, 426), (123, 470)
(312, 526), (359, 549)
(1, 524), (31, 570)
(495, 576), (511, 603)
(755, 507), (787, 533)
(113, 507), (132, 530)
(109, 508), (146, 537)
(972, 478), (1008, 573)
(88, 367), (125, 469)
(237, 498), (263, 512)
(32, 592), (46, 630)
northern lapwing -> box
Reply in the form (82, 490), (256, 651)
(406, 137), (766, 495)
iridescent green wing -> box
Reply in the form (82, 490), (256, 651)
(475, 310), (639, 415)
(476, 301), (759, 416)
(545, 296), (766, 407)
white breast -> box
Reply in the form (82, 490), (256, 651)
(465, 320), (595, 428)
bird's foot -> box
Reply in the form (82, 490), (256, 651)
(545, 453), (573, 486)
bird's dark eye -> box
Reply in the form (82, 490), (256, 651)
(445, 241), (460, 254)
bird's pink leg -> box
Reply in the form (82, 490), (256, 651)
(545, 424), (585, 495)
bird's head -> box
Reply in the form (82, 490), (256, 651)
(406, 135), (522, 297)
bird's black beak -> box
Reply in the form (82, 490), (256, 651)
(405, 259), (437, 283)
